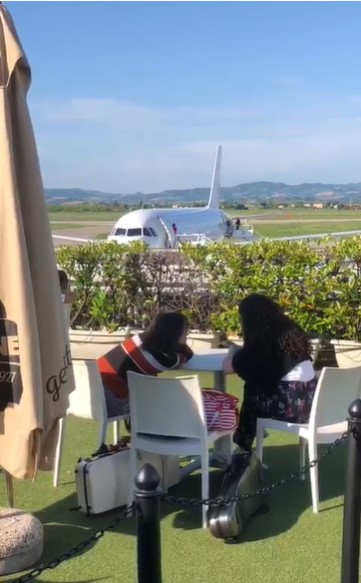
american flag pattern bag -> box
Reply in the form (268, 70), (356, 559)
(202, 390), (239, 432)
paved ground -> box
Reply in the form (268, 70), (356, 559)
(52, 225), (109, 247)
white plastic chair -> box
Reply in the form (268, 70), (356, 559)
(255, 366), (361, 513)
(53, 359), (125, 487)
(127, 371), (234, 528)
(310, 338), (321, 365)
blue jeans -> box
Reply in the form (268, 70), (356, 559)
(104, 386), (130, 418)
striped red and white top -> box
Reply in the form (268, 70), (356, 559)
(97, 334), (189, 400)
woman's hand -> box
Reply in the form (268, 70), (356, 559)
(177, 343), (194, 362)
(223, 356), (235, 375)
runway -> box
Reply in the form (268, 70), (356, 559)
(52, 224), (110, 247)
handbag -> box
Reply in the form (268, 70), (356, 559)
(202, 390), (239, 431)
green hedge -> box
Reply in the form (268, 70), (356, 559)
(56, 238), (361, 341)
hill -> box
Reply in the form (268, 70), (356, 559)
(45, 181), (361, 205)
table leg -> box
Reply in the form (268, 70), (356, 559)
(214, 371), (225, 392)
(211, 371), (235, 466)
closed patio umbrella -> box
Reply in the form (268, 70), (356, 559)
(0, 3), (75, 479)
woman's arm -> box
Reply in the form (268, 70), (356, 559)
(223, 342), (241, 375)
(148, 344), (193, 370)
(223, 356), (235, 375)
(225, 347), (250, 379)
(176, 343), (194, 362)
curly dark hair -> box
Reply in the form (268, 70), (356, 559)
(239, 293), (311, 361)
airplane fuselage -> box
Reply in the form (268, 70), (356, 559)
(107, 207), (233, 248)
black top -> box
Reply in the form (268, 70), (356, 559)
(232, 346), (310, 395)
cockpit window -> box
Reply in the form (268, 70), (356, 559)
(143, 228), (152, 237)
(127, 228), (142, 237)
(114, 228), (126, 236)
(149, 228), (158, 237)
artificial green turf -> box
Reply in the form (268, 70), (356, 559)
(1, 374), (349, 583)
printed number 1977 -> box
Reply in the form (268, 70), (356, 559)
(0, 371), (16, 383)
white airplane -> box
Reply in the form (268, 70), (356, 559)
(51, 145), (361, 247)
(53, 146), (260, 248)
(106, 145), (234, 248)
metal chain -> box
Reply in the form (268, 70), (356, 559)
(11, 504), (135, 583)
(162, 429), (352, 508)
(7, 429), (353, 581)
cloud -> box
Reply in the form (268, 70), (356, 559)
(33, 98), (263, 136)
(29, 96), (361, 192)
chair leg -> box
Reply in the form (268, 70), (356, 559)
(299, 437), (307, 482)
(224, 433), (233, 457)
(112, 420), (120, 444)
(201, 447), (209, 529)
(5, 471), (14, 508)
(308, 439), (319, 514)
(214, 434), (233, 459)
(255, 421), (265, 463)
(98, 420), (107, 446)
(53, 417), (66, 487)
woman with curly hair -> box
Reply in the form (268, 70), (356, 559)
(223, 293), (317, 451)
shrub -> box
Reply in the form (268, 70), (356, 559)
(56, 237), (361, 341)
(56, 242), (216, 331)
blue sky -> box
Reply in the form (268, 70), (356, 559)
(7, 1), (361, 193)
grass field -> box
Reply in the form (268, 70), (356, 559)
(255, 221), (361, 238)
(49, 212), (122, 222)
(232, 208), (361, 220)
(48, 209), (361, 223)
(2, 373), (348, 583)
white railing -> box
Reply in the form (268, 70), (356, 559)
(232, 222), (260, 242)
(176, 233), (216, 246)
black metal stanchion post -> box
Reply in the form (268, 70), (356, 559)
(341, 399), (361, 583)
(135, 463), (162, 583)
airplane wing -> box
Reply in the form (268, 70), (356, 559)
(234, 229), (361, 245)
(52, 235), (95, 243)
(52, 228), (361, 247)
(271, 229), (361, 242)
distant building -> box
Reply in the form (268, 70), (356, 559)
(312, 203), (324, 209)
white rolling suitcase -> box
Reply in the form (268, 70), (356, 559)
(75, 447), (180, 515)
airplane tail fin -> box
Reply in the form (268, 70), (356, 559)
(207, 145), (222, 209)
